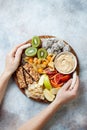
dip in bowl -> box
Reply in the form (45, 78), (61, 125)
(54, 52), (77, 74)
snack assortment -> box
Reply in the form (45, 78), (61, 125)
(14, 36), (78, 102)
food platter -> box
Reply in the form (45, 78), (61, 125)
(14, 35), (79, 103)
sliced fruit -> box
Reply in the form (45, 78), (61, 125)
(53, 73), (62, 83)
(25, 47), (37, 57)
(51, 79), (63, 88)
(43, 89), (55, 102)
(38, 75), (45, 86)
(41, 64), (47, 69)
(59, 74), (71, 83)
(44, 68), (57, 75)
(50, 73), (71, 84)
(36, 59), (42, 64)
(48, 61), (54, 69)
(42, 61), (48, 66)
(37, 48), (48, 59)
(28, 57), (33, 63)
(37, 68), (43, 74)
(47, 55), (52, 61)
(50, 88), (60, 95)
(32, 36), (41, 48)
(43, 75), (52, 90)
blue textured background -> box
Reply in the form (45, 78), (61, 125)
(0, 0), (87, 130)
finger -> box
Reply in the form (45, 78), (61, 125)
(18, 44), (31, 50)
(69, 71), (77, 90)
(62, 79), (72, 90)
(10, 43), (25, 55)
(10, 43), (31, 56)
(73, 76), (79, 92)
(14, 44), (30, 62)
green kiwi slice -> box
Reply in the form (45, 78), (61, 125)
(25, 47), (37, 56)
(37, 48), (48, 59)
(32, 36), (41, 48)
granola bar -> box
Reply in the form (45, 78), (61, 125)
(16, 67), (27, 88)
(23, 63), (40, 81)
(23, 69), (33, 84)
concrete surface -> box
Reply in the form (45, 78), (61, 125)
(0, 0), (87, 130)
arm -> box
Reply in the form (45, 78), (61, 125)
(19, 77), (79, 130)
(18, 100), (61, 130)
(0, 71), (11, 104)
(0, 43), (30, 104)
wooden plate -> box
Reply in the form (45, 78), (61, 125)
(14, 35), (79, 103)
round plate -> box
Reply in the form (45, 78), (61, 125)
(14, 35), (79, 103)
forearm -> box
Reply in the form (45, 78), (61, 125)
(19, 100), (61, 130)
(0, 71), (11, 104)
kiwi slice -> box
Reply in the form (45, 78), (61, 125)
(32, 36), (41, 48)
(37, 48), (48, 59)
(25, 47), (37, 57)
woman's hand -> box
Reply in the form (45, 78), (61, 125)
(4, 43), (30, 76)
(54, 76), (79, 106)
(0, 43), (31, 104)
(18, 77), (79, 130)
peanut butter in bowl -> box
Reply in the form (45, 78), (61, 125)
(54, 52), (77, 74)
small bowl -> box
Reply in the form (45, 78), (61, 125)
(54, 51), (77, 74)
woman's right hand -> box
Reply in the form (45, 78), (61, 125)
(54, 76), (79, 106)
(4, 43), (30, 76)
